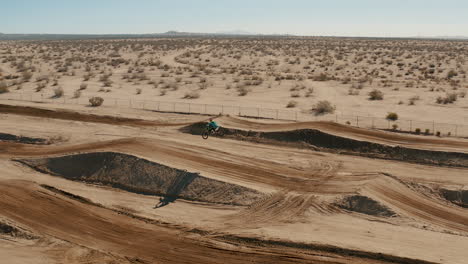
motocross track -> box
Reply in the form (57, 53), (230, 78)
(1, 103), (468, 264)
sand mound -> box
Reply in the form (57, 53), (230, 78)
(440, 189), (468, 208)
(0, 132), (47, 144)
(19, 152), (263, 206)
(336, 195), (396, 217)
(182, 123), (468, 167)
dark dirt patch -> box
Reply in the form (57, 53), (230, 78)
(0, 132), (47, 144)
(217, 235), (436, 264)
(19, 152), (263, 206)
(335, 195), (396, 217)
(440, 189), (468, 208)
(182, 123), (468, 167)
(0, 221), (37, 239)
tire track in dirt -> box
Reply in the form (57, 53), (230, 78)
(364, 177), (468, 234)
(219, 116), (468, 152)
(0, 180), (427, 264)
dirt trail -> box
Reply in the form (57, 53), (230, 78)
(0, 103), (198, 127)
(218, 116), (468, 152)
(0, 180), (426, 264)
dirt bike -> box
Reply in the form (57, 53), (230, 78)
(202, 126), (224, 139)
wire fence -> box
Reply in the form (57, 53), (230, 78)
(2, 92), (468, 138)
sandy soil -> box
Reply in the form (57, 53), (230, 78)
(0, 102), (467, 263)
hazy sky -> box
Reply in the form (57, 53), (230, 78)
(2, 0), (468, 37)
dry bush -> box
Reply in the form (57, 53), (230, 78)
(53, 87), (64, 98)
(73, 90), (81, 98)
(386, 112), (398, 121)
(35, 82), (46, 92)
(436, 93), (457, 104)
(348, 88), (360, 95)
(286, 100), (298, 108)
(136, 88), (142, 94)
(89, 96), (104, 107)
(0, 81), (8, 93)
(79, 83), (88, 90)
(408, 95), (420, 105)
(368, 89), (384, 100)
(22, 71), (33, 82)
(183, 90), (200, 99)
(237, 85), (249, 96)
(290, 91), (300, 98)
(312, 100), (335, 115)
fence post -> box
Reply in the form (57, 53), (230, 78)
(295, 111), (298, 121)
(204, 104), (207, 114)
(188, 103), (191, 114)
(371, 117), (374, 128)
(409, 120), (412, 132)
(257, 108), (259, 118)
(335, 114), (338, 123)
(455, 125), (458, 137)
(432, 121), (435, 135)
(276, 109), (279, 120)
(222, 105), (224, 114)
(356, 116), (359, 127)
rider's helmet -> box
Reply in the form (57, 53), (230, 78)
(209, 118), (213, 122)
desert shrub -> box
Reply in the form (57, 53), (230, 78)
(386, 112), (398, 121)
(313, 73), (330, 81)
(312, 100), (335, 115)
(408, 96), (420, 105)
(237, 86), (249, 96)
(286, 100), (298, 108)
(436, 93), (457, 104)
(348, 88), (360, 95)
(89, 96), (104, 107)
(22, 71), (33, 82)
(53, 87), (64, 98)
(415, 128), (421, 135)
(459, 91), (467, 98)
(0, 81), (8, 93)
(136, 88), (142, 94)
(368, 89), (384, 100)
(79, 83), (88, 90)
(392, 124), (398, 130)
(103, 80), (113, 87)
(436, 131), (441, 137)
(305, 88), (314, 97)
(35, 82), (46, 92)
(73, 90), (81, 98)
(424, 129), (430, 135)
(183, 91), (200, 99)
(447, 69), (457, 79)
(291, 91), (300, 98)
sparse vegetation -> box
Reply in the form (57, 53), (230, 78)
(312, 100), (335, 115)
(89, 96), (104, 107)
(183, 91), (200, 99)
(286, 100), (298, 108)
(368, 89), (384, 100)
(0, 81), (8, 93)
(386, 112), (398, 121)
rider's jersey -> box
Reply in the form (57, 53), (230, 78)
(208, 121), (218, 130)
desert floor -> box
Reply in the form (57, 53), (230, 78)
(0, 38), (468, 264)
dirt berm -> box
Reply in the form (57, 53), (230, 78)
(18, 152), (263, 206)
(0, 132), (47, 144)
(182, 123), (468, 167)
(440, 189), (468, 208)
